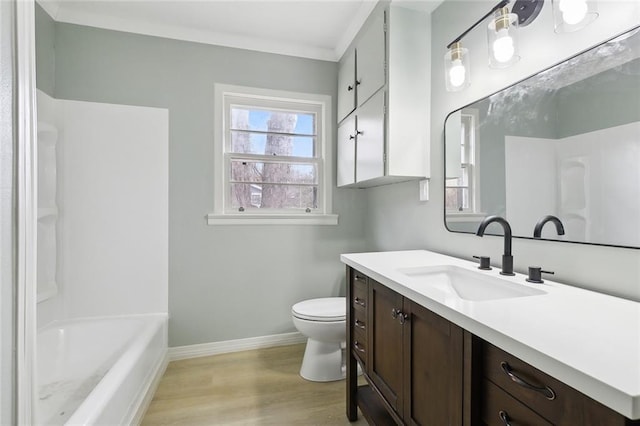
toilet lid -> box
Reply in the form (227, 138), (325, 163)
(292, 297), (346, 322)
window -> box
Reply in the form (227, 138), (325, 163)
(446, 110), (480, 213)
(208, 84), (337, 225)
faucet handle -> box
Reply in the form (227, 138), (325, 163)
(473, 255), (492, 270)
(526, 266), (554, 283)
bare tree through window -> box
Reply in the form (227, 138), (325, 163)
(228, 105), (317, 211)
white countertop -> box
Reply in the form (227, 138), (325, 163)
(341, 250), (640, 420)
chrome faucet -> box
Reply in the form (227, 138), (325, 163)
(533, 215), (565, 238)
(476, 215), (514, 276)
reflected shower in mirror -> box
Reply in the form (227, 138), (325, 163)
(444, 25), (640, 249)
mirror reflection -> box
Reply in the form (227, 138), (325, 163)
(444, 26), (640, 249)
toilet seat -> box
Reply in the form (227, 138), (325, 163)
(292, 297), (345, 322)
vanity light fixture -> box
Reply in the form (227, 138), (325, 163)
(444, 0), (511, 92)
(552, 0), (598, 33)
(444, 42), (470, 91)
(487, 6), (520, 68)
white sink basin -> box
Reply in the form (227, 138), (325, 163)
(398, 265), (546, 301)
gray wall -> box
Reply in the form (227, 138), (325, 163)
(35, 6), (368, 346)
(366, 0), (640, 301)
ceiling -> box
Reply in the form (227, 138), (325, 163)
(37, 0), (442, 61)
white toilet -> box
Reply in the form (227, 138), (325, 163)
(291, 297), (346, 382)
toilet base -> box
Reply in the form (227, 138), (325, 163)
(299, 339), (344, 382)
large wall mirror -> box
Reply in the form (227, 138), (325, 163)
(444, 25), (640, 249)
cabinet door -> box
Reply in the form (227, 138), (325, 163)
(356, 10), (386, 107)
(369, 280), (404, 414)
(337, 116), (356, 187)
(403, 299), (464, 426)
(355, 90), (385, 183)
(337, 49), (356, 123)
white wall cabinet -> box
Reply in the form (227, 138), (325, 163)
(337, 50), (356, 123)
(355, 11), (386, 108)
(337, 115), (357, 187)
(336, 2), (431, 188)
(355, 90), (385, 182)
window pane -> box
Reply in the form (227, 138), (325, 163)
(230, 159), (317, 185)
(230, 183), (318, 209)
(230, 131), (315, 158)
(230, 107), (315, 135)
(445, 187), (469, 211)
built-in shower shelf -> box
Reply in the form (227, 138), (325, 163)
(38, 207), (59, 219)
(37, 122), (58, 146)
(36, 281), (58, 303)
(37, 118), (59, 304)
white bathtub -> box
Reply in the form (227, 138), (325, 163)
(37, 314), (168, 425)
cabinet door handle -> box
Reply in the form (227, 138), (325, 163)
(354, 319), (366, 330)
(399, 313), (409, 325)
(354, 297), (366, 307)
(356, 80), (361, 86)
(498, 410), (512, 426)
(347, 85), (354, 91)
(354, 275), (365, 282)
(391, 308), (400, 319)
(349, 135), (355, 140)
(500, 362), (556, 400)
(354, 341), (366, 353)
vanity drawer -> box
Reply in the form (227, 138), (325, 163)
(481, 379), (552, 426)
(483, 342), (583, 425)
(352, 272), (368, 311)
(353, 309), (368, 334)
(353, 328), (367, 363)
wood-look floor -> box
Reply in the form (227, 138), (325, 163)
(142, 343), (368, 425)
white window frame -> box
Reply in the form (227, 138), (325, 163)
(446, 108), (484, 221)
(208, 84), (337, 225)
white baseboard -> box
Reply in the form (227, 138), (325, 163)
(169, 331), (307, 361)
(129, 351), (169, 426)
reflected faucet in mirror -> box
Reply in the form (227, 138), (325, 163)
(476, 215), (515, 276)
(533, 215), (565, 239)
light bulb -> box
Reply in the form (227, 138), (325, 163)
(560, 0), (588, 25)
(448, 59), (466, 88)
(493, 28), (515, 63)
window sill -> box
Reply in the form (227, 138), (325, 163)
(445, 212), (487, 222)
(207, 213), (339, 226)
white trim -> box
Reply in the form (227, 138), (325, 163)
(169, 332), (307, 361)
(207, 213), (338, 226)
(334, 0), (379, 59)
(446, 213), (488, 223)
(211, 84), (335, 224)
(126, 351), (169, 426)
(15, 1), (38, 424)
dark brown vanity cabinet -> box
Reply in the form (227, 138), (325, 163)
(346, 266), (640, 426)
(347, 267), (465, 425)
(480, 342), (637, 426)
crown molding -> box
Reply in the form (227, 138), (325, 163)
(38, 0), (345, 61)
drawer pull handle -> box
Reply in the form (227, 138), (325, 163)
(354, 341), (366, 353)
(399, 313), (409, 325)
(354, 297), (366, 307)
(354, 319), (366, 330)
(498, 410), (512, 426)
(500, 362), (556, 400)
(354, 275), (365, 281)
(391, 308), (400, 319)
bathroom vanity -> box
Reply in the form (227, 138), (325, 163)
(342, 250), (640, 425)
